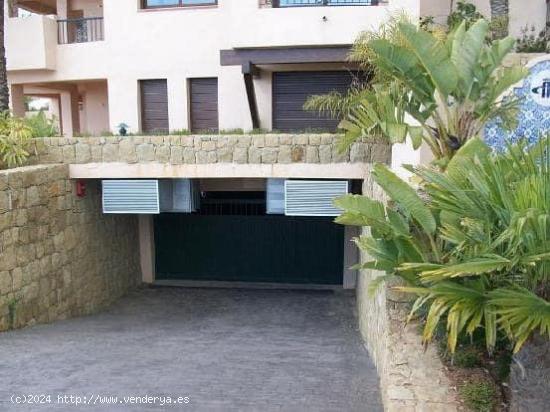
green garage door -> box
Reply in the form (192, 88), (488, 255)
(155, 214), (344, 284)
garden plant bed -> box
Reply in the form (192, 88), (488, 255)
(437, 339), (512, 412)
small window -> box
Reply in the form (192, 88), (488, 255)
(143, 0), (217, 8)
(274, 0), (377, 6)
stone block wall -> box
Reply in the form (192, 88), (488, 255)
(0, 164), (140, 331)
(357, 177), (462, 411)
(510, 334), (550, 412)
(26, 134), (389, 166)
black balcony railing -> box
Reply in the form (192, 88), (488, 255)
(273, 0), (378, 7)
(57, 17), (104, 45)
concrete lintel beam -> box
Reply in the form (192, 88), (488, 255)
(69, 163), (371, 180)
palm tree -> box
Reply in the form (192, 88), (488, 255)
(490, 0), (509, 18)
(0, 0), (10, 112)
(490, 0), (509, 36)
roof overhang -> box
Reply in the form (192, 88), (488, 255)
(220, 46), (352, 67)
(220, 46), (353, 130)
(16, 0), (57, 15)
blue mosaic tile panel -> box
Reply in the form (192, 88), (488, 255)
(484, 59), (550, 149)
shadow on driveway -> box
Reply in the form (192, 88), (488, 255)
(0, 287), (383, 412)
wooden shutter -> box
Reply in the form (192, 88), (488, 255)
(141, 79), (169, 133)
(189, 78), (218, 132)
(272, 71), (355, 132)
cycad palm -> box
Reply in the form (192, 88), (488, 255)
(336, 138), (550, 353)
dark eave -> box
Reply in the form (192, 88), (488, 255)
(220, 45), (352, 131)
(16, 0), (57, 15)
(220, 46), (352, 66)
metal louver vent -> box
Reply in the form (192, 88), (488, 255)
(102, 180), (160, 214)
(266, 179), (285, 215)
(285, 180), (348, 217)
(159, 179), (200, 213)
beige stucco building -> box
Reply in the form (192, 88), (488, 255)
(2, 5), (547, 408)
(8, 0), (545, 138)
(4, 0), (410, 136)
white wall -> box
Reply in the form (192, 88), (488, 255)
(421, 0), (547, 39)
(7, 0), (421, 134)
(80, 81), (109, 134)
(508, 0), (546, 39)
(6, 15), (57, 71)
(70, 0), (104, 18)
(469, 0), (546, 38)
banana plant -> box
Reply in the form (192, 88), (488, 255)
(336, 138), (550, 353)
(312, 18), (527, 167)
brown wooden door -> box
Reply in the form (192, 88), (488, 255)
(189, 78), (218, 133)
(272, 71), (355, 132)
(140, 79), (169, 133)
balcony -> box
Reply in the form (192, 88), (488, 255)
(6, 15), (57, 71)
(57, 17), (105, 45)
(272, 0), (378, 6)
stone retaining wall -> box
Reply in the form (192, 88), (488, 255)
(357, 178), (462, 412)
(7, 134), (464, 411)
(26, 134), (389, 166)
(510, 334), (550, 412)
(0, 164), (140, 331)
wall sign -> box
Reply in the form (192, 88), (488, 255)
(485, 58), (550, 148)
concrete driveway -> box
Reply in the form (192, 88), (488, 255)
(0, 287), (382, 412)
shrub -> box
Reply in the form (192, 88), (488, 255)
(335, 138), (550, 354)
(516, 25), (549, 53)
(0, 112), (33, 168)
(453, 347), (483, 368)
(459, 379), (497, 412)
(170, 129), (191, 136)
(24, 110), (59, 138)
(447, 1), (484, 31)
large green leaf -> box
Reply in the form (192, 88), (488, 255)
(491, 66), (528, 99)
(421, 255), (510, 281)
(334, 195), (385, 220)
(400, 281), (490, 352)
(408, 126), (424, 150)
(372, 164), (436, 235)
(334, 194), (393, 235)
(399, 22), (458, 97)
(486, 37), (517, 71)
(450, 20), (489, 97)
(489, 288), (550, 353)
(355, 236), (399, 272)
(476, 66), (528, 119)
(386, 208), (409, 236)
(446, 138), (490, 178)
(394, 236), (426, 263)
(368, 39), (435, 101)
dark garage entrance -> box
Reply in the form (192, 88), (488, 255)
(154, 214), (345, 285)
